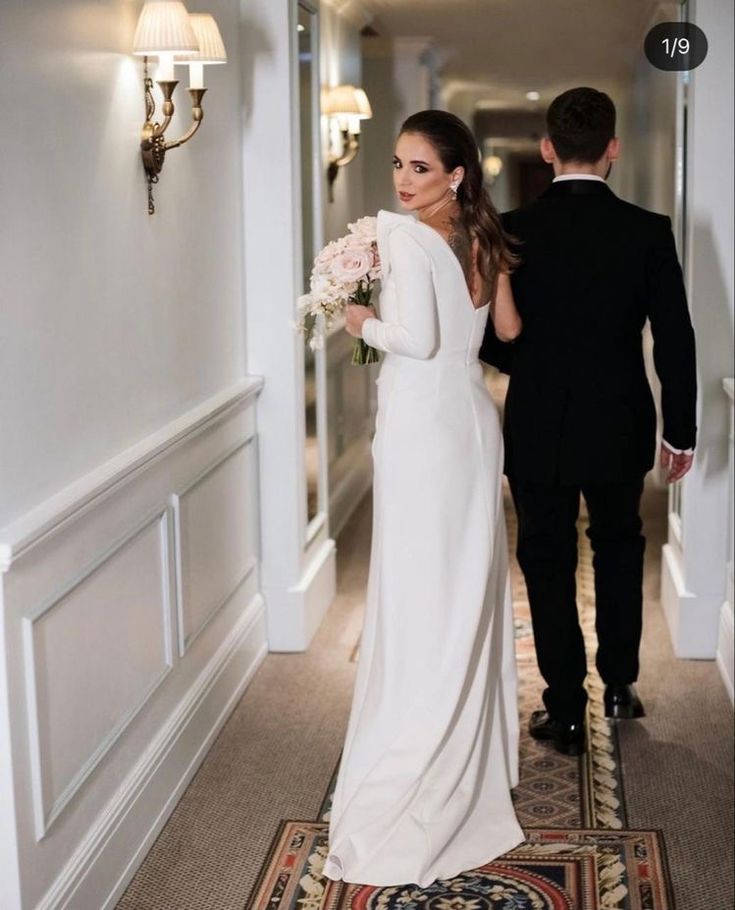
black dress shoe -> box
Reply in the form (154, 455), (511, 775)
(604, 684), (645, 719)
(529, 710), (586, 756)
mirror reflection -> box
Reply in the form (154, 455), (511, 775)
(298, 2), (321, 531)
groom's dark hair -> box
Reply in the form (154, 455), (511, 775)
(546, 87), (616, 163)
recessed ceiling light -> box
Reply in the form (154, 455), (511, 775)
(526, 91), (540, 101)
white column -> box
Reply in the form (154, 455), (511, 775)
(240, 0), (335, 651)
(718, 379), (734, 702)
(660, 0), (734, 658)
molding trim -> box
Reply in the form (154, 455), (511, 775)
(23, 509), (174, 840)
(321, 0), (374, 30)
(35, 594), (267, 910)
(0, 377), (264, 572)
(171, 437), (257, 655)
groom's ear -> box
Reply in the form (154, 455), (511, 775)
(540, 137), (555, 164)
(606, 137), (621, 162)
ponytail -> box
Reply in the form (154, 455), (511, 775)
(400, 110), (519, 297)
(459, 181), (519, 300)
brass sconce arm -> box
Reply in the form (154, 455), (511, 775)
(327, 129), (361, 202)
(143, 76), (175, 140)
(333, 128), (360, 168)
(139, 62), (209, 214)
(164, 88), (206, 150)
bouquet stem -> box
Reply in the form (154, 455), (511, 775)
(352, 338), (381, 365)
(351, 282), (380, 366)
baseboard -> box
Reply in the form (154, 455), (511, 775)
(661, 544), (720, 658)
(266, 538), (337, 652)
(37, 596), (267, 910)
(716, 600), (734, 706)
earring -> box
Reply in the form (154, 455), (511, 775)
(450, 181), (460, 198)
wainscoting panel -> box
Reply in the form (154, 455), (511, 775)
(0, 378), (265, 910)
(25, 509), (173, 839)
(174, 439), (259, 654)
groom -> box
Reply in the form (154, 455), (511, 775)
(480, 87), (697, 755)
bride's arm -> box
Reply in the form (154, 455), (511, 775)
(353, 228), (438, 360)
(491, 271), (522, 342)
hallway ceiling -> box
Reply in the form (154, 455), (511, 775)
(365, 0), (671, 110)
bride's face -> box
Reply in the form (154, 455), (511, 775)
(393, 132), (457, 213)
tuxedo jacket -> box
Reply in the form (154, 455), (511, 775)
(480, 179), (697, 484)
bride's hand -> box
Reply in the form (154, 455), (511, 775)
(345, 304), (376, 338)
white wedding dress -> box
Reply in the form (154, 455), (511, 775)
(323, 210), (524, 888)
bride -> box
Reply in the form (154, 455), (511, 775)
(323, 110), (525, 887)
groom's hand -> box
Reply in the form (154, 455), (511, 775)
(660, 443), (694, 484)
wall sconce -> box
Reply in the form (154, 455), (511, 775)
(482, 154), (503, 185)
(133, 1), (227, 214)
(323, 84), (373, 203)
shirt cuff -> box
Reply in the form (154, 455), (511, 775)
(662, 439), (694, 456)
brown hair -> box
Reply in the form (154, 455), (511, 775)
(400, 110), (519, 294)
(546, 87), (616, 163)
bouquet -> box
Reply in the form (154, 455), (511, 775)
(296, 216), (381, 365)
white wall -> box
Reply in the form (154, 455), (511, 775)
(661, 0), (735, 660)
(0, 2), (271, 907)
(0, 0), (246, 530)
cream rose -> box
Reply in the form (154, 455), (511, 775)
(330, 248), (373, 284)
(347, 216), (377, 242)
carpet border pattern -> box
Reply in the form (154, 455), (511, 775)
(247, 821), (674, 910)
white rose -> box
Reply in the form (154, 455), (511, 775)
(331, 248), (372, 284)
(348, 216), (377, 243)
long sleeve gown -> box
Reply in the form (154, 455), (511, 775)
(323, 210), (524, 888)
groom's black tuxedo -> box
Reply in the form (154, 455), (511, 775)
(480, 178), (697, 484)
(480, 178), (697, 725)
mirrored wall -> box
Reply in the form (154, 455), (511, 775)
(297, 1), (326, 543)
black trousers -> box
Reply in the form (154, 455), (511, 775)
(509, 475), (646, 725)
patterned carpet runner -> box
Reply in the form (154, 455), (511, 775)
(247, 494), (673, 909)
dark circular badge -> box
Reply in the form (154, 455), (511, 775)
(645, 21), (708, 71)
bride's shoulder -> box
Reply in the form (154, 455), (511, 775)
(377, 209), (419, 239)
(377, 211), (431, 279)
(377, 208), (428, 250)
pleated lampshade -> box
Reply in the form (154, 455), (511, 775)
(177, 14), (227, 64)
(323, 85), (373, 120)
(132, 1), (199, 55)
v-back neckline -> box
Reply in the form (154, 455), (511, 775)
(412, 219), (490, 313)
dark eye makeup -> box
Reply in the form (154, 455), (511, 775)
(393, 157), (429, 174)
